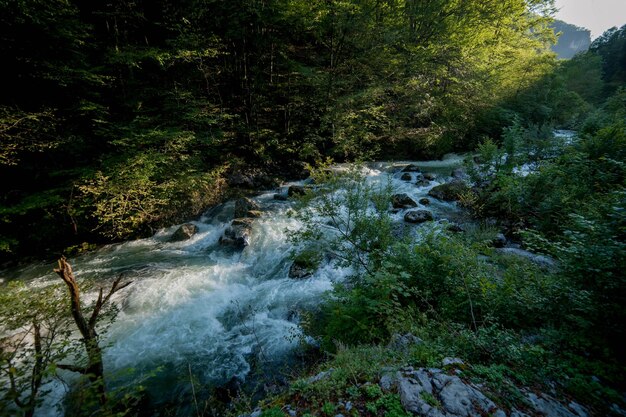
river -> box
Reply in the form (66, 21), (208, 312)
(2, 156), (468, 416)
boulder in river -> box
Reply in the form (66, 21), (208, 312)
(404, 210), (433, 223)
(234, 198), (260, 218)
(219, 224), (251, 248)
(274, 193), (288, 201)
(428, 180), (470, 201)
(419, 198), (430, 206)
(415, 178), (431, 187)
(402, 164), (420, 172)
(401, 173), (413, 181)
(392, 193), (418, 209)
(169, 223), (198, 242)
(423, 173), (436, 181)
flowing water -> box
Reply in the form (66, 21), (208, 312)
(1, 156), (468, 416)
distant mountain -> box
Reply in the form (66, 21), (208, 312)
(551, 20), (591, 59)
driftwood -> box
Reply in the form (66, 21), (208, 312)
(54, 257), (131, 405)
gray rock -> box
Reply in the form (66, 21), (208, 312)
(402, 164), (421, 172)
(250, 409), (262, 417)
(401, 173), (413, 181)
(234, 198), (260, 218)
(416, 178), (431, 187)
(380, 373), (397, 391)
(170, 223), (198, 242)
(404, 210), (434, 224)
(388, 333), (423, 352)
(442, 357), (464, 367)
(397, 368), (501, 417)
(423, 173), (436, 181)
(419, 198), (431, 205)
(526, 392), (588, 417)
(345, 402), (353, 411)
(392, 193), (418, 209)
(307, 369), (333, 384)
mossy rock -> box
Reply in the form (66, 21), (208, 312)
(427, 180), (470, 201)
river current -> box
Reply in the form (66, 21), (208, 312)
(2, 156), (468, 416)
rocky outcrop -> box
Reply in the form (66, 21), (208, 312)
(391, 367), (500, 417)
(392, 193), (418, 209)
(234, 198), (260, 218)
(401, 173), (413, 181)
(404, 210), (433, 223)
(388, 333), (423, 352)
(428, 180), (470, 202)
(379, 364), (589, 417)
(169, 223), (198, 242)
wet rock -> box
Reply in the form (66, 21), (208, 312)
(246, 210), (263, 218)
(288, 262), (313, 279)
(389, 333), (423, 352)
(419, 198), (431, 205)
(231, 218), (254, 227)
(416, 178), (431, 187)
(234, 198), (260, 218)
(288, 185), (307, 197)
(404, 210), (434, 224)
(401, 173), (413, 181)
(169, 223), (198, 242)
(402, 164), (421, 172)
(219, 224), (251, 248)
(428, 180), (470, 201)
(423, 173), (436, 181)
(392, 193), (418, 209)
(492, 233), (507, 248)
(274, 193), (288, 201)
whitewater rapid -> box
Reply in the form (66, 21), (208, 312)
(2, 157), (467, 416)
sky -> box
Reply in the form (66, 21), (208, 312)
(554, 0), (626, 39)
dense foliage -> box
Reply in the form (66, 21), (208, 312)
(0, 0), (558, 261)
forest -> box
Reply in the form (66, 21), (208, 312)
(0, 0), (625, 416)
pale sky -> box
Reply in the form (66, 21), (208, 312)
(554, 0), (626, 39)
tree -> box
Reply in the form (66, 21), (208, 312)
(54, 257), (131, 406)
